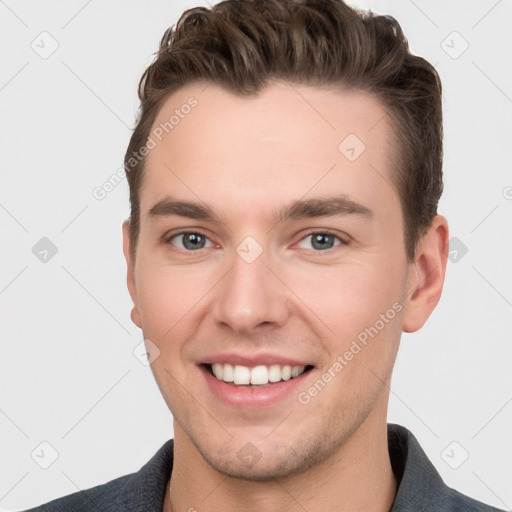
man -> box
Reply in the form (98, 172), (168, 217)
(23, 0), (504, 510)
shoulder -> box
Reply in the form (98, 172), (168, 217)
(20, 439), (174, 512)
(445, 487), (505, 512)
(21, 474), (132, 512)
(388, 424), (505, 512)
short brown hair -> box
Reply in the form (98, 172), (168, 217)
(125, 0), (443, 261)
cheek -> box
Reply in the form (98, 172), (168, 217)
(285, 256), (405, 396)
(285, 257), (405, 337)
(135, 259), (214, 336)
(134, 265), (208, 395)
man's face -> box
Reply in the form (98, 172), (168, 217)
(124, 82), (415, 479)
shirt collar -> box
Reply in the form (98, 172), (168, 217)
(387, 423), (448, 510)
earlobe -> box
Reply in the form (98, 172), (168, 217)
(131, 306), (142, 329)
(122, 220), (142, 329)
(402, 215), (449, 333)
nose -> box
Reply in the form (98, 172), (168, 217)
(211, 241), (289, 335)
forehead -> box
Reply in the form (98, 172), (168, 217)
(140, 81), (398, 222)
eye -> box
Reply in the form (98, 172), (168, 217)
(166, 231), (215, 251)
(297, 231), (345, 251)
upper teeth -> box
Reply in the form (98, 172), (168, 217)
(211, 363), (306, 386)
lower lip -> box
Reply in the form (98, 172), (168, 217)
(200, 365), (311, 409)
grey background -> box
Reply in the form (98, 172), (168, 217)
(1, 0), (511, 510)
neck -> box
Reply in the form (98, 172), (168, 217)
(164, 413), (397, 512)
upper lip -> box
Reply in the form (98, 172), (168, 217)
(198, 352), (312, 368)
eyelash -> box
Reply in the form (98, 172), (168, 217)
(163, 228), (348, 253)
(297, 229), (347, 251)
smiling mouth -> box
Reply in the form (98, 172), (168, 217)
(203, 363), (314, 386)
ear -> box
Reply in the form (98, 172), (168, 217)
(122, 220), (142, 329)
(402, 215), (449, 333)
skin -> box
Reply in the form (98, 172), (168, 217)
(122, 81), (449, 512)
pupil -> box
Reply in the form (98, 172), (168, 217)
(184, 233), (205, 250)
(312, 233), (333, 250)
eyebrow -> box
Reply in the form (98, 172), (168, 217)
(147, 194), (373, 224)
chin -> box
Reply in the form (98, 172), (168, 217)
(192, 433), (334, 482)
(204, 452), (316, 481)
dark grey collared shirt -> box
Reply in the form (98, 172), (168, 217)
(24, 424), (504, 511)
